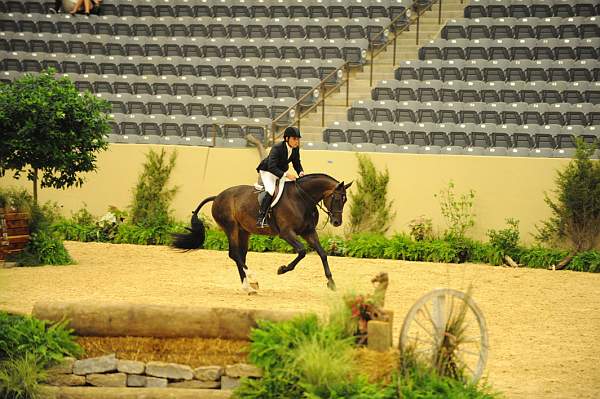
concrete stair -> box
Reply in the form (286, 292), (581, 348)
(297, 0), (467, 143)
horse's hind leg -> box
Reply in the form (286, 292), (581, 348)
(238, 229), (259, 290)
(226, 227), (257, 295)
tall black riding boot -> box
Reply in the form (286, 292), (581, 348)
(256, 193), (272, 227)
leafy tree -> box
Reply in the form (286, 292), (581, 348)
(536, 141), (600, 265)
(348, 154), (395, 235)
(0, 69), (110, 203)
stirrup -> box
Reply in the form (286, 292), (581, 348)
(256, 216), (268, 228)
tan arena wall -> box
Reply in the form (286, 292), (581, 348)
(0, 144), (568, 244)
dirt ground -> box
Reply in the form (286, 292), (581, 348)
(1, 241), (599, 399)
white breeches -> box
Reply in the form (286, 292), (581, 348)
(259, 171), (278, 196)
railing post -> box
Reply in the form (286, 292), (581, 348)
(438, 0), (443, 25)
(212, 123), (217, 147)
(393, 29), (398, 66)
(321, 84), (326, 127)
(416, 6), (420, 45)
(296, 104), (300, 130)
(369, 41), (374, 87)
(345, 64), (350, 107)
(271, 122), (275, 144)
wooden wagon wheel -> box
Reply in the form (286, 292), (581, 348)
(399, 288), (489, 384)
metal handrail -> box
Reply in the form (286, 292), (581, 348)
(269, 62), (350, 143)
(267, 0), (447, 143)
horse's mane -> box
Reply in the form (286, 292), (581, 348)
(297, 173), (339, 183)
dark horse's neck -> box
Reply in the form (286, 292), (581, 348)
(293, 173), (339, 204)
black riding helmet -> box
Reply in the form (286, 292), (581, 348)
(283, 126), (302, 139)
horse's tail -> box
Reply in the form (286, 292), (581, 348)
(171, 196), (216, 250)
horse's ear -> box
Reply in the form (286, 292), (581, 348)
(344, 181), (353, 190)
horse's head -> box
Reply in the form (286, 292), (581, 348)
(324, 181), (353, 227)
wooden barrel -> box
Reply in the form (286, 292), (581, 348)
(0, 209), (30, 260)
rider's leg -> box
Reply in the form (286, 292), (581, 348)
(257, 171), (277, 227)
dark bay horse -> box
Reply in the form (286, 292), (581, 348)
(172, 173), (352, 294)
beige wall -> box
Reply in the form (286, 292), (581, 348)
(1, 144), (568, 244)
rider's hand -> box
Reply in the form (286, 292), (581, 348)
(286, 172), (297, 181)
(299, 171), (305, 177)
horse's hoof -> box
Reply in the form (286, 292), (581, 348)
(277, 265), (287, 275)
(250, 281), (259, 290)
(327, 279), (337, 291)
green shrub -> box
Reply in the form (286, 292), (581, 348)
(113, 221), (183, 245)
(417, 239), (461, 263)
(0, 353), (46, 399)
(397, 362), (500, 399)
(319, 235), (347, 257)
(384, 234), (416, 260)
(348, 154), (395, 235)
(408, 216), (434, 242)
(536, 140), (600, 252)
(487, 219), (520, 260)
(518, 247), (568, 269)
(568, 251), (600, 273)
(130, 148), (179, 227)
(345, 233), (389, 259)
(435, 181), (476, 240)
(0, 312), (82, 367)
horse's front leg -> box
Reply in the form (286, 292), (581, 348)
(277, 231), (306, 275)
(302, 230), (336, 291)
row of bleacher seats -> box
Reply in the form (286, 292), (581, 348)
(347, 99), (600, 126)
(373, 79), (600, 104)
(1, 13), (395, 41)
(443, 17), (600, 40)
(96, 93), (306, 117)
(322, 120), (599, 148)
(0, 52), (346, 82)
(464, 0), (600, 18)
(395, 59), (600, 82)
(0, 32), (368, 64)
(0, 0), (414, 19)
(419, 38), (600, 60)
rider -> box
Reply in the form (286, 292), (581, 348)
(255, 126), (304, 227)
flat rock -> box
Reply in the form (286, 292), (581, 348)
(127, 374), (146, 387)
(220, 376), (240, 390)
(146, 361), (193, 380)
(117, 359), (145, 375)
(146, 376), (168, 388)
(86, 373), (127, 387)
(48, 357), (76, 374)
(193, 366), (224, 381)
(46, 374), (86, 386)
(169, 380), (221, 389)
(73, 354), (118, 375)
(225, 363), (263, 378)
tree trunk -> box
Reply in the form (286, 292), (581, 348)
(554, 252), (576, 270)
(504, 255), (519, 268)
(32, 168), (38, 205)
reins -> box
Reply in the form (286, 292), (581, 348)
(294, 179), (342, 228)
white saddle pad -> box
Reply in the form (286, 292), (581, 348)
(254, 177), (289, 208)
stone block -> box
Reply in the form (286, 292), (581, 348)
(86, 373), (127, 387)
(117, 359), (145, 375)
(169, 380), (221, 389)
(146, 376), (168, 388)
(194, 366), (224, 381)
(46, 373), (86, 386)
(48, 357), (75, 374)
(367, 320), (392, 352)
(225, 363), (262, 378)
(73, 354), (118, 375)
(220, 376), (240, 390)
(127, 374), (146, 387)
(146, 361), (193, 380)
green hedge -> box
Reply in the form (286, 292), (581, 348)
(52, 215), (599, 273)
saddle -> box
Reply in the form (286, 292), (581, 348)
(254, 176), (290, 208)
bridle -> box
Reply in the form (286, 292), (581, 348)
(294, 180), (344, 226)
